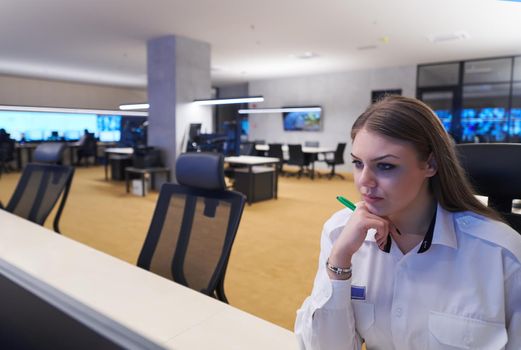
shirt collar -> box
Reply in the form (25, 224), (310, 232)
(431, 203), (458, 249)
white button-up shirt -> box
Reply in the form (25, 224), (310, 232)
(295, 205), (521, 350)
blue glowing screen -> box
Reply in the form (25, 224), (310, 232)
(460, 107), (508, 142)
(0, 111), (122, 142)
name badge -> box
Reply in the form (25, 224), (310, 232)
(351, 285), (366, 300)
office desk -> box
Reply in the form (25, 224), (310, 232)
(255, 144), (334, 154)
(225, 156), (280, 205)
(104, 147), (133, 180)
(0, 210), (298, 349)
(255, 145), (335, 179)
(125, 166), (171, 196)
(15, 143), (38, 170)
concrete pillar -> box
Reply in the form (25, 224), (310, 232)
(147, 35), (212, 175)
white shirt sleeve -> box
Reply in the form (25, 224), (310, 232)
(294, 219), (362, 350)
(506, 259), (521, 350)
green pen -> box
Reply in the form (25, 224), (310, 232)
(336, 195), (356, 211)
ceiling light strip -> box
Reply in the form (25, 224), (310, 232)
(119, 103), (150, 111)
(238, 107), (321, 114)
(193, 96), (264, 106)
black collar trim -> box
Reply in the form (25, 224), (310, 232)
(379, 207), (437, 254)
(417, 207), (437, 254)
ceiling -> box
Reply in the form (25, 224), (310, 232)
(1, 0), (520, 88)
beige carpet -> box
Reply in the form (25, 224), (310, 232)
(0, 166), (358, 331)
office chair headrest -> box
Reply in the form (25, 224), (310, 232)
(33, 143), (66, 164)
(176, 152), (226, 190)
(456, 143), (521, 198)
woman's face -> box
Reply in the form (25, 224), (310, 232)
(351, 128), (436, 218)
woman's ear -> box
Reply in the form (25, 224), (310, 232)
(425, 153), (438, 177)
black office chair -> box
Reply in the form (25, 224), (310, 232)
(322, 143), (346, 180)
(267, 143), (285, 175)
(287, 144), (311, 178)
(0, 137), (15, 176)
(0, 163), (75, 234)
(33, 142), (66, 165)
(304, 141), (320, 162)
(456, 143), (521, 233)
(239, 142), (256, 156)
(137, 152), (246, 303)
(76, 133), (97, 166)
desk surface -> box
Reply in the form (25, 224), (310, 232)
(105, 147), (134, 155)
(225, 155), (280, 165)
(0, 210), (297, 349)
(255, 144), (335, 154)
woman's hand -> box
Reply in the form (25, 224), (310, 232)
(327, 202), (391, 279)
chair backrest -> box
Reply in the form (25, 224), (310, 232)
(267, 143), (284, 160)
(239, 142), (255, 156)
(334, 143), (347, 164)
(5, 163), (74, 233)
(287, 144), (307, 166)
(0, 138), (15, 162)
(81, 134), (97, 154)
(456, 143), (521, 232)
(137, 152), (246, 300)
(33, 142), (66, 164)
(304, 141), (319, 147)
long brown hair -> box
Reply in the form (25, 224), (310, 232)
(351, 95), (502, 221)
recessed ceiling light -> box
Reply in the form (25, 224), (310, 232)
(427, 31), (470, 43)
(295, 52), (319, 59)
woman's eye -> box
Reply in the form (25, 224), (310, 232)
(351, 160), (363, 169)
(377, 163), (396, 170)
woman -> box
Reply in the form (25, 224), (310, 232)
(295, 96), (521, 349)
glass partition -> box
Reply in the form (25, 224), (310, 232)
(418, 63), (459, 87)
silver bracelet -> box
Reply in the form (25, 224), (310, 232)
(326, 258), (352, 275)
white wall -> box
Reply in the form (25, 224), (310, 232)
(248, 65), (417, 172)
(0, 74), (146, 110)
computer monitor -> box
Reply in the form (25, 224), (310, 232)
(461, 107), (508, 142)
(99, 131), (121, 142)
(188, 123), (202, 141)
(25, 130), (45, 142)
(510, 108), (521, 139)
(64, 130), (82, 141)
(0, 258), (165, 349)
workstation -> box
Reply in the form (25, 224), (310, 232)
(0, 1), (521, 348)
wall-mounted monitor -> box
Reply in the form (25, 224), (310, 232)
(282, 107), (322, 132)
(0, 111), (125, 142)
(510, 108), (521, 141)
(461, 107), (508, 142)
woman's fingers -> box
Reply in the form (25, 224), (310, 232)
(363, 216), (391, 251)
(332, 201), (392, 258)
